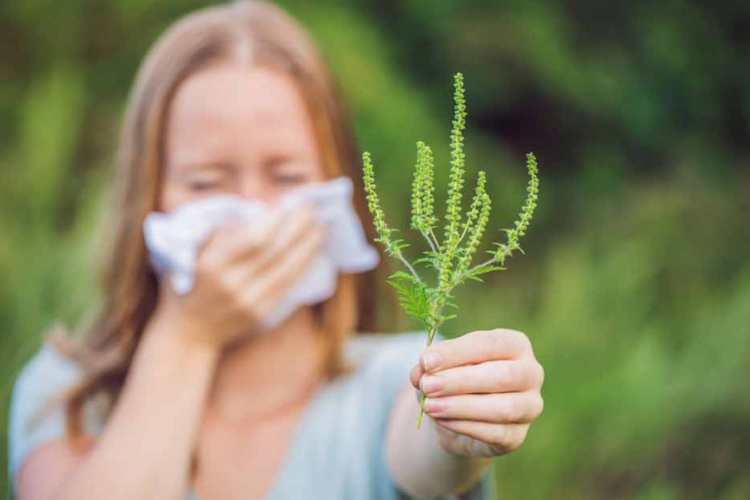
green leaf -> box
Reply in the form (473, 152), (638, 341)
(472, 265), (506, 275)
(386, 280), (409, 294)
(389, 270), (419, 283)
(412, 257), (435, 265)
(387, 272), (431, 325)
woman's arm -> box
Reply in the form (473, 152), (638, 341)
(16, 309), (219, 500)
(17, 202), (325, 500)
(385, 383), (492, 498)
(15, 200), (326, 500)
(385, 329), (544, 499)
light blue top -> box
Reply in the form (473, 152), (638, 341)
(8, 330), (494, 500)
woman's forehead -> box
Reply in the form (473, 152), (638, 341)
(166, 64), (318, 162)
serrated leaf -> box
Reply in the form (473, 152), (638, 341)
(412, 257), (435, 265)
(471, 265), (506, 276)
(386, 280), (409, 294)
(389, 270), (419, 283)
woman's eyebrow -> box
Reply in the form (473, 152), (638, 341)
(177, 160), (235, 173)
(263, 153), (319, 171)
(263, 152), (295, 168)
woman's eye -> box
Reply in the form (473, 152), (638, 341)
(188, 180), (220, 191)
(275, 174), (308, 184)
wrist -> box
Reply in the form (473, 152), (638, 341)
(146, 306), (222, 364)
(447, 456), (492, 498)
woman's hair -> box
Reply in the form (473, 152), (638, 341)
(48, 0), (396, 438)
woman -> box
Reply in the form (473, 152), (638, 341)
(8, 1), (545, 499)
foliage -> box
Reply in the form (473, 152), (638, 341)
(362, 73), (540, 427)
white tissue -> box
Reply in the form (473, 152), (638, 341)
(143, 176), (380, 332)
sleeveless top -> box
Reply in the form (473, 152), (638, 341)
(7, 330), (494, 500)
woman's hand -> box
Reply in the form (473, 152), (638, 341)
(152, 201), (325, 351)
(409, 329), (544, 458)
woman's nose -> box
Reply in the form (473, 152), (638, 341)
(238, 179), (276, 204)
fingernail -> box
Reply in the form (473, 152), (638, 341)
(420, 375), (443, 395)
(423, 397), (443, 414)
(422, 352), (441, 371)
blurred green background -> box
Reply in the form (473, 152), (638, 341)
(1, 1), (749, 499)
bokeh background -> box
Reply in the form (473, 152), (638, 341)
(1, 1), (749, 499)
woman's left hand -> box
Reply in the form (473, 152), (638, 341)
(409, 329), (545, 458)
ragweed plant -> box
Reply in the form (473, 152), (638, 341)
(361, 73), (540, 429)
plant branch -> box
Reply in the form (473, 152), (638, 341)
(360, 74), (541, 432)
(393, 247), (424, 284)
(429, 227), (442, 252)
(419, 229), (438, 254)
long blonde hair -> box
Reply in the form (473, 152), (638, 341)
(49, 0), (396, 438)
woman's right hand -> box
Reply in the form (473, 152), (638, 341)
(151, 200), (326, 351)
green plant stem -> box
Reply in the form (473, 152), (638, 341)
(458, 258), (497, 282)
(429, 228), (442, 252)
(420, 229), (438, 254)
(417, 298), (443, 429)
(416, 326), (438, 429)
(417, 393), (427, 429)
(456, 220), (471, 249)
(393, 249), (424, 285)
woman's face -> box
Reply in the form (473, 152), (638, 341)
(159, 63), (326, 212)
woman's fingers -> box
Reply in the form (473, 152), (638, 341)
(200, 205), (284, 267)
(233, 206), (322, 282)
(409, 362), (424, 390)
(418, 359), (544, 397)
(431, 419), (530, 455)
(215, 202), (316, 267)
(238, 221), (326, 313)
(239, 203), (320, 267)
(419, 329), (534, 374)
(423, 392), (544, 424)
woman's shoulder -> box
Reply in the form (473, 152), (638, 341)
(9, 340), (84, 424)
(12, 340), (82, 393)
(336, 329), (451, 421)
(7, 340), (91, 484)
(343, 330), (447, 378)
(343, 330), (430, 369)
(334, 330), (439, 412)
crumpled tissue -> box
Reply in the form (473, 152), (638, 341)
(143, 176), (379, 332)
